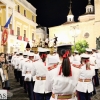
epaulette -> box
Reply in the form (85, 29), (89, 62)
(32, 59), (39, 62)
(48, 63), (58, 71)
(72, 64), (83, 69)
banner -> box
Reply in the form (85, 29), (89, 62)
(1, 28), (8, 46)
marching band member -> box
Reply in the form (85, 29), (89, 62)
(45, 44), (80, 100)
(16, 51), (23, 85)
(92, 49), (99, 87)
(76, 54), (94, 100)
(18, 52), (28, 88)
(11, 52), (17, 78)
(13, 52), (20, 82)
(73, 50), (81, 62)
(32, 47), (51, 100)
(86, 48), (96, 96)
(24, 52), (35, 100)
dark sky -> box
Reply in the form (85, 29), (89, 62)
(27, 0), (94, 27)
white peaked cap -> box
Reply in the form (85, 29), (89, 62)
(80, 54), (90, 58)
(23, 52), (28, 56)
(38, 47), (49, 52)
(18, 51), (23, 53)
(72, 61), (81, 65)
(86, 48), (92, 52)
(28, 52), (34, 56)
(74, 50), (78, 53)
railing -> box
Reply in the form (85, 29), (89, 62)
(18, 0), (36, 13)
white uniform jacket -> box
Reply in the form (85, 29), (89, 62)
(76, 64), (94, 93)
(32, 59), (50, 93)
(73, 55), (81, 62)
(23, 59), (35, 81)
(18, 58), (28, 76)
(15, 56), (23, 70)
(45, 62), (80, 100)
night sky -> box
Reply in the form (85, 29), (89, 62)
(27, 0), (94, 27)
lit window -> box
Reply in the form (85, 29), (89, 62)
(18, 5), (20, 13)
(32, 33), (34, 41)
(17, 27), (20, 36)
(24, 10), (26, 17)
(24, 30), (26, 37)
(32, 15), (34, 21)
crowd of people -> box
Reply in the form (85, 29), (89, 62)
(0, 41), (100, 100)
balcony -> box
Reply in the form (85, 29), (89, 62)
(23, 37), (28, 42)
(14, 10), (38, 27)
(10, 29), (14, 35)
(17, 35), (22, 40)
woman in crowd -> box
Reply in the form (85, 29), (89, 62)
(45, 44), (81, 100)
(32, 48), (52, 100)
(2, 54), (10, 90)
(76, 54), (94, 100)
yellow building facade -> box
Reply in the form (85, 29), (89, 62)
(49, 0), (100, 49)
(0, 0), (37, 53)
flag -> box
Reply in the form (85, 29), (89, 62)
(4, 14), (12, 28)
(1, 14), (12, 45)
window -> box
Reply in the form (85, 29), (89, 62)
(18, 5), (20, 13)
(32, 33), (34, 41)
(17, 27), (20, 36)
(9, 24), (12, 29)
(32, 15), (34, 21)
(24, 30), (26, 37)
(24, 10), (26, 17)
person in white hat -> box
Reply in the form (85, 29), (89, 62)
(11, 52), (17, 78)
(76, 54), (94, 100)
(23, 52), (35, 100)
(73, 50), (81, 62)
(91, 49), (99, 87)
(45, 44), (80, 100)
(15, 51), (23, 84)
(31, 47), (51, 100)
(18, 52), (28, 91)
(12, 52), (20, 82)
(86, 48), (96, 96)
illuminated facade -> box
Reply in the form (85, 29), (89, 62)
(49, 0), (100, 49)
(0, 0), (37, 52)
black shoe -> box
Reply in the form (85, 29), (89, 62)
(7, 87), (10, 90)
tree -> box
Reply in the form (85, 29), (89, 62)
(71, 40), (89, 54)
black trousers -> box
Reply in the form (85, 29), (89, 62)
(18, 71), (23, 86)
(26, 81), (35, 100)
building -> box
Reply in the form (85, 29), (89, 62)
(49, 0), (100, 49)
(0, 0), (37, 52)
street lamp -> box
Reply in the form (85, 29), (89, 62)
(69, 25), (80, 49)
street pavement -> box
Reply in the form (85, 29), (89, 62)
(7, 66), (100, 100)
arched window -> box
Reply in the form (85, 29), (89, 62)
(32, 33), (34, 41)
(18, 5), (20, 13)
